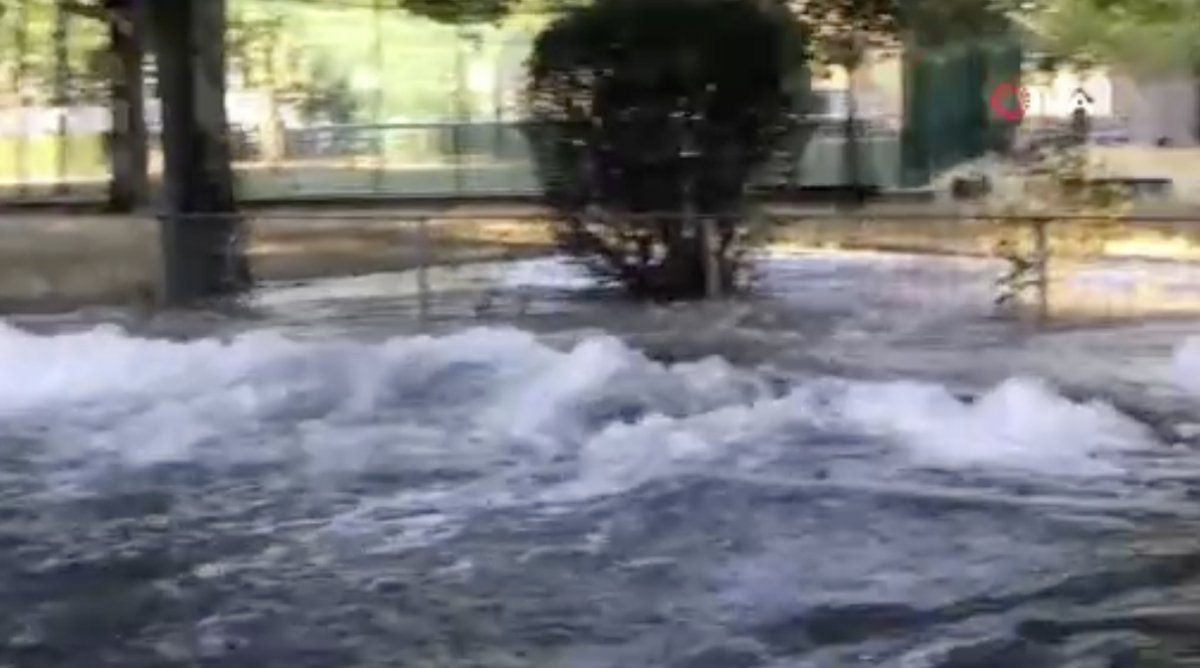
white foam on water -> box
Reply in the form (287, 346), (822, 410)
(825, 376), (1154, 473)
(255, 257), (595, 313)
(0, 321), (1163, 499)
(547, 374), (1156, 501)
(498, 256), (595, 290)
(253, 273), (425, 314)
(1172, 337), (1200, 395)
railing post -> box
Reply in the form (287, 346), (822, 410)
(417, 216), (430, 319)
(702, 216), (722, 299)
(452, 122), (465, 195)
(1033, 217), (1049, 322)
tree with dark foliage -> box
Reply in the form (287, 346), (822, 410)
(399, 0), (515, 23)
(790, 0), (1012, 54)
(524, 0), (810, 298)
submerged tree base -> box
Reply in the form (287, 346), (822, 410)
(556, 214), (741, 300)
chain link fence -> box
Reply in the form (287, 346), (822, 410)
(0, 0), (908, 205)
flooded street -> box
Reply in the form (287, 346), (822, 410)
(3, 252), (1200, 667)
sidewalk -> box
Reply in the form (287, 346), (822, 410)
(0, 209), (557, 311)
(0, 213), (160, 311)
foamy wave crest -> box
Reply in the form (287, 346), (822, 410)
(552, 375), (1154, 499)
(826, 376), (1152, 470)
(1173, 337), (1200, 396)
(0, 323), (766, 467)
(0, 322), (1155, 487)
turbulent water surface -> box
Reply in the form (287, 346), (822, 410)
(4, 253), (1200, 668)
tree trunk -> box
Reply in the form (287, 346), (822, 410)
(148, 0), (251, 304)
(107, 0), (148, 212)
(638, 227), (735, 299)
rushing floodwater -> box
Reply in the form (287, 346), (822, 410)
(4, 252), (1200, 668)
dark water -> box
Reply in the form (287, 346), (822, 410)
(3, 254), (1200, 668)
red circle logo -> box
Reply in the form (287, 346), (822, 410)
(989, 82), (1029, 122)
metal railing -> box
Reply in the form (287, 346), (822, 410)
(7, 203), (1200, 322)
(137, 207), (1200, 320)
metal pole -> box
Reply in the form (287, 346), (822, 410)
(452, 24), (473, 196)
(54, 0), (70, 196)
(371, 0), (384, 193)
(702, 216), (721, 299)
(785, 117), (800, 191)
(682, 110), (720, 299)
(453, 28), (465, 196)
(492, 38), (504, 154)
(15, 0), (29, 198)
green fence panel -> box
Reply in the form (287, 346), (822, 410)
(901, 34), (1022, 187)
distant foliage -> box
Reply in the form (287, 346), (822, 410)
(226, 6), (362, 124)
(0, 0), (109, 103)
(902, 0), (1013, 48)
(524, 0), (809, 298)
(789, 0), (1012, 63)
(1023, 0), (1200, 74)
(297, 58), (361, 124)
